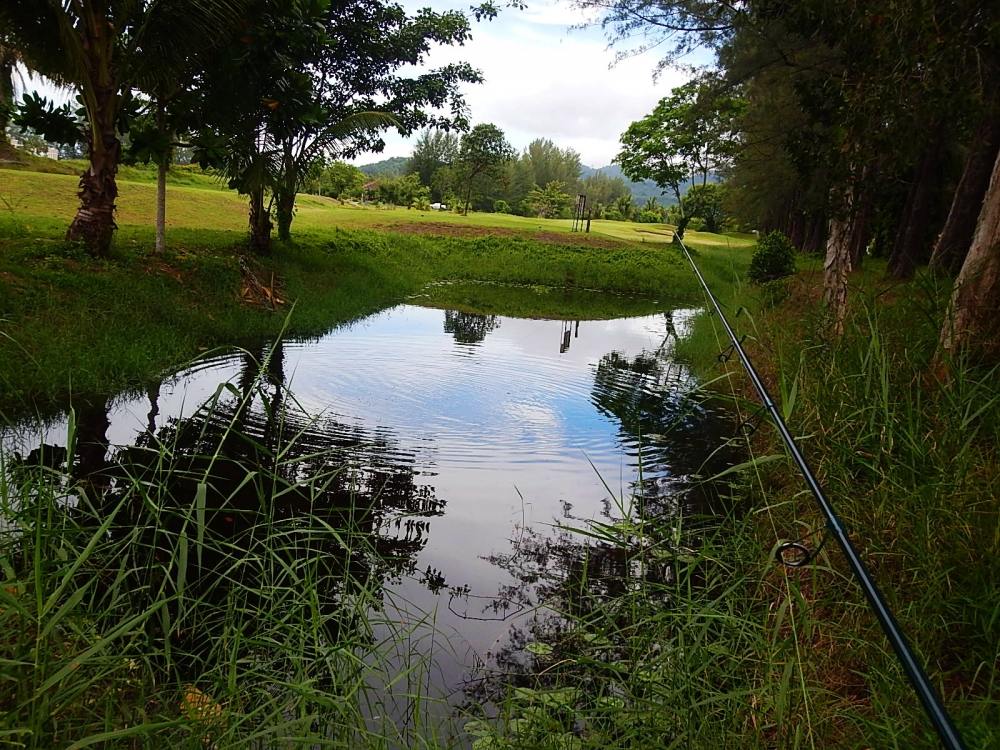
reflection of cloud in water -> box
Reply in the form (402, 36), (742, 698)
(504, 400), (562, 432)
(2, 302), (735, 704)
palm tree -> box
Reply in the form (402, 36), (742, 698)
(0, 1), (243, 257)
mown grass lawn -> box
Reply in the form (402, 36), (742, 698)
(0, 164), (753, 414)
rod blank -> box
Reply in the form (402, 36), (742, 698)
(673, 234), (966, 750)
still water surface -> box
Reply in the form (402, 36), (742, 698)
(2, 301), (735, 703)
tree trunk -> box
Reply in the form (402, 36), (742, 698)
(154, 98), (168, 254)
(938, 147), (1000, 362)
(248, 186), (271, 254)
(887, 138), (945, 279)
(804, 211), (827, 254)
(848, 180), (874, 269)
(66, 84), (120, 256)
(275, 143), (296, 241)
(66, 11), (120, 258)
(788, 210), (805, 250)
(276, 188), (295, 241)
(929, 114), (1000, 277)
(823, 185), (854, 337)
(155, 160), (167, 254)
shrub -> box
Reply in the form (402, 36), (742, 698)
(747, 230), (796, 284)
(493, 199), (510, 214)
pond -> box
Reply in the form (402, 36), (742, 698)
(1, 291), (738, 731)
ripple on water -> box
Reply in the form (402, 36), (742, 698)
(1, 302), (738, 698)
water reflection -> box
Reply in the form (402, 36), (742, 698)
(443, 310), (500, 345)
(5, 342), (445, 679)
(2, 302), (736, 703)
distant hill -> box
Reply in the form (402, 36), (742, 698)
(357, 156), (409, 177)
(581, 163), (718, 207)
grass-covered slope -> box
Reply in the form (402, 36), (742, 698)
(0, 165), (753, 414)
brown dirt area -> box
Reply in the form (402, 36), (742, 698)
(371, 221), (630, 249)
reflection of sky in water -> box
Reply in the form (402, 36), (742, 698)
(2, 303), (727, 698)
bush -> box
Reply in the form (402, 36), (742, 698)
(747, 230), (796, 284)
(493, 199), (510, 214)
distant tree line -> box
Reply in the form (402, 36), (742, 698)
(339, 126), (717, 224)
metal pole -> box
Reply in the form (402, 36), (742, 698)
(672, 234), (966, 750)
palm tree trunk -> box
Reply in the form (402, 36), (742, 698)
(276, 142), (296, 240)
(66, 83), (119, 257)
(66, 5), (120, 259)
(938, 147), (1000, 362)
(248, 185), (271, 254)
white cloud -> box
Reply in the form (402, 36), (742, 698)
(356, 1), (693, 167)
(18, 1), (694, 168)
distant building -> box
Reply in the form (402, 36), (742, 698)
(9, 135), (59, 161)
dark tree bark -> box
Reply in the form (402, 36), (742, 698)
(275, 143), (296, 241)
(275, 188), (295, 241)
(248, 185), (272, 253)
(887, 137), (946, 279)
(848, 177), (875, 268)
(939, 147), (1000, 362)
(804, 212), (827, 254)
(788, 209), (806, 249)
(929, 114), (1000, 277)
(66, 83), (120, 256)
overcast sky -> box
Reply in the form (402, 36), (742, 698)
(359, 0), (696, 167)
(20, 1), (699, 168)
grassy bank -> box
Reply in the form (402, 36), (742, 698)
(0, 166), (751, 415)
(669, 263), (1000, 746)
(12, 156), (994, 749)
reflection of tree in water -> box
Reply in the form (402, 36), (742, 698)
(443, 310), (501, 345)
(7, 342), (446, 680)
(590, 342), (738, 518)
(461, 519), (688, 712)
(463, 333), (740, 719)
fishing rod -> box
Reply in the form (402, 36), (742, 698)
(672, 234), (966, 750)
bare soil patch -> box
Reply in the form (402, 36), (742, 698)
(372, 221), (629, 249)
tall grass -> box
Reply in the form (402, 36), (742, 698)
(459, 260), (1000, 750)
(675, 263), (1000, 747)
(0, 346), (455, 748)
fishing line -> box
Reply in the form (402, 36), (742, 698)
(673, 233), (967, 750)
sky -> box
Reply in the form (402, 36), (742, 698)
(357, 0), (696, 167)
(19, 1), (700, 169)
